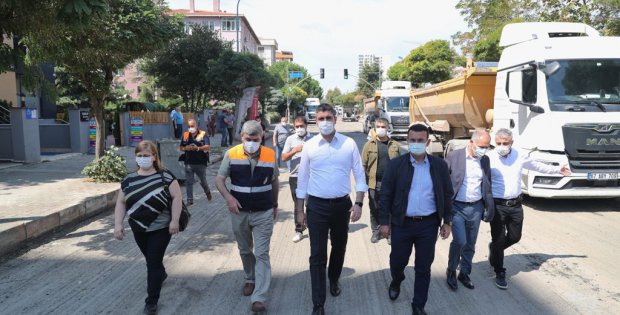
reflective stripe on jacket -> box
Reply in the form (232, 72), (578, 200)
(229, 144), (276, 212)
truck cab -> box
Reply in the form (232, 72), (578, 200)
(377, 81), (411, 139)
(493, 22), (620, 198)
(304, 98), (320, 124)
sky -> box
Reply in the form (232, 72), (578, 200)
(167, 0), (469, 94)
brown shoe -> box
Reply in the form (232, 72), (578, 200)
(243, 282), (255, 296)
(251, 301), (266, 312)
(206, 191), (212, 201)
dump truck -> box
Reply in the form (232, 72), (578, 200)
(303, 98), (320, 124)
(363, 81), (411, 139)
(410, 22), (620, 199)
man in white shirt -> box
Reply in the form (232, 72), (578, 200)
(488, 128), (570, 290)
(295, 104), (367, 315)
(444, 130), (495, 291)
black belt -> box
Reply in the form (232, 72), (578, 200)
(308, 195), (350, 203)
(405, 214), (437, 222)
(454, 199), (482, 205)
(494, 196), (522, 207)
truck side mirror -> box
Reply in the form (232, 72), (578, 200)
(507, 71), (523, 101)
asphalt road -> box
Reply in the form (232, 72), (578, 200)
(0, 121), (618, 315)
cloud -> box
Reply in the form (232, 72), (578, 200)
(167, 0), (469, 94)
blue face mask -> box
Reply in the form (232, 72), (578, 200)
(408, 142), (427, 156)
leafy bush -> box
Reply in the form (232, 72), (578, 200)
(266, 111), (281, 123)
(82, 146), (128, 182)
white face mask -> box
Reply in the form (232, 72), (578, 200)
(318, 120), (335, 135)
(188, 127), (197, 134)
(296, 128), (307, 137)
(375, 127), (387, 138)
(281, 121), (287, 126)
(136, 156), (153, 169)
(496, 145), (511, 157)
(243, 141), (260, 154)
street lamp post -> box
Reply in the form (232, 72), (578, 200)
(236, 0), (241, 53)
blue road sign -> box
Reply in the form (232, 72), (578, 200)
(288, 71), (303, 79)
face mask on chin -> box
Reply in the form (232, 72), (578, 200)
(318, 120), (335, 135)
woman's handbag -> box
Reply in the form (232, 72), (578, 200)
(160, 171), (191, 231)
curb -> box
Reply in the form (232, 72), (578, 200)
(0, 189), (118, 258)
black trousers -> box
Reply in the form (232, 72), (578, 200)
(131, 225), (172, 305)
(307, 195), (352, 306)
(368, 188), (380, 231)
(390, 217), (439, 309)
(289, 176), (305, 233)
(490, 203), (524, 273)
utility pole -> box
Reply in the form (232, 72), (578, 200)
(236, 0), (241, 53)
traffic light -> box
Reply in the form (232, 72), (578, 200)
(344, 69), (348, 79)
(320, 68), (325, 79)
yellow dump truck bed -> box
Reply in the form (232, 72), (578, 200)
(410, 64), (496, 137)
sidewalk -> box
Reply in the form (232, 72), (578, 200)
(0, 135), (231, 258)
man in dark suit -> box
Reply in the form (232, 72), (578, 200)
(444, 130), (495, 291)
(379, 124), (453, 315)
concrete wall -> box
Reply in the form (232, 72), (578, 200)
(39, 124), (71, 152)
(0, 125), (12, 159)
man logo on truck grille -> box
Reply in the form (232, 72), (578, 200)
(586, 138), (620, 146)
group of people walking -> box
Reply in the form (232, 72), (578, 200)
(114, 103), (570, 315)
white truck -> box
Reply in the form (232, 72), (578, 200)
(412, 22), (620, 198)
(363, 81), (411, 139)
(304, 98), (320, 124)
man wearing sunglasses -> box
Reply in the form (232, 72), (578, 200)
(444, 130), (495, 291)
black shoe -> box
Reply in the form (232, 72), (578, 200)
(329, 281), (341, 297)
(312, 304), (325, 315)
(388, 281), (400, 300)
(458, 272), (474, 289)
(446, 269), (458, 291)
(488, 242), (495, 267)
(495, 271), (508, 289)
(143, 303), (157, 315)
(412, 305), (427, 315)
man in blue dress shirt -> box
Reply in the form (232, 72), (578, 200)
(379, 124), (454, 315)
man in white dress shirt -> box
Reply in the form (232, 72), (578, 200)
(295, 104), (368, 315)
(488, 128), (570, 289)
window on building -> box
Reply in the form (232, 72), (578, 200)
(222, 18), (239, 31)
(203, 20), (215, 30)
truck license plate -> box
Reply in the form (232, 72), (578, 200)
(587, 173), (619, 180)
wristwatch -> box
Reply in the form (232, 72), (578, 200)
(355, 201), (363, 207)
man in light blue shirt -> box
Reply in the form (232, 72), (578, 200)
(171, 106), (183, 139)
(406, 155), (437, 217)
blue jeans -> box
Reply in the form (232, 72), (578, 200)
(447, 200), (484, 275)
(220, 127), (228, 146)
(275, 144), (290, 169)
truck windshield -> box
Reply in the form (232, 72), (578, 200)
(384, 97), (409, 112)
(306, 105), (318, 113)
(546, 59), (620, 112)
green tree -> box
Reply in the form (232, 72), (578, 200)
(268, 61), (323, 98)
(325, 87), (342, 104)
(387, 40), (461, 88)
(146, 25), (228, 112)
(357, 63), (382, 97)
(26, 0), (183, 158)
(387, 62), (408, 81)
(208, 51), (274, 102)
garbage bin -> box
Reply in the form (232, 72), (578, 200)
(157, 139), (185, 181)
